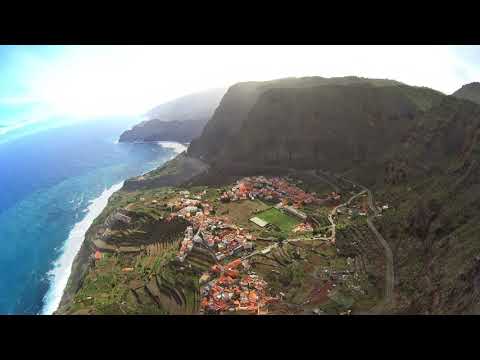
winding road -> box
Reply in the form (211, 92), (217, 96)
(300, 170), (395, 313)
(242, 189), (365, 260)
(365, 217), (394, 313)
(241, 169), (394, 313)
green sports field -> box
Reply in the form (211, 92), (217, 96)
(256, 208), (300, 233)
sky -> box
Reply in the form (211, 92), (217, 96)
(1, 45), (480, 139)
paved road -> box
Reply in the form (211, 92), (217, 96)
(329, 189), (367, 243)
(303, 170), (395, 313)
(242, 169), (395, 313)
(366, 217), (394, 313)
(243, 188), (367, 255)
(334, 174), (395, 313)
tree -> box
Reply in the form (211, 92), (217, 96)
(277, 234), (287, 245)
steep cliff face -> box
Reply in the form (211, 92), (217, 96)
(63, 76), (480, 314)
(452, 82), (480, 105)
(222, 85), (428, 169)
(189, 77), (443, 173)
(371, 96), (480, 314)
(188, 76), (414, 160)
(120, 120), (206, 143)
(119, 88), (226, 143)
(188, 81), (262, 159)
(188, 77), (480, 313)
(385, 96), (480, 181)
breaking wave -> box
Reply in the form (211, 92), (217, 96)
(39, 141), (186, 315)
(0, 121), (29, 136)
(40, 182), (124, 315)
(157, 141), (188, 154)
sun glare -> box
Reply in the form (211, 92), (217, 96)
(3, 45), (480, 121)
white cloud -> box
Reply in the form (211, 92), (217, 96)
(10, 45), (480, 119)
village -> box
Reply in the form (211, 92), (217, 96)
(157, 176), (349, 314)
(87, 174), (391, 315)
(219, 176), (342, 206)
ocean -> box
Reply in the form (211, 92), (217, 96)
(0, 118), (185, 314)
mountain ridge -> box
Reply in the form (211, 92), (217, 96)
(452, 82), (480, 104)
(119, 88), (226, 143)
(189, 76), (444, 169)
(187, 77), (480, 313)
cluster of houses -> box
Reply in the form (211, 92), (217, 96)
(200, 259), (278, 314)
(165, 196), (208, 219)
(328, 191), (342, 202)
(219, 176), (322, 207)
(292, 222), (314, 233)
(337, 194), (390, 219)
(154, 177), (351, 314)
(161, 189), (276, 314)
(219, 177), (344, 225)
(164, 191), (255, 263)
(178, 216), (255, 262)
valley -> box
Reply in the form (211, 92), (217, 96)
(57, 75), (480, 315)
(58, 169), (392, 315)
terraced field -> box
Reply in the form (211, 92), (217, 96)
(249, 239), (380, 314)
(128, 242), (218, 314)
(334, 220), (386, 298)
(64, 172), (388, 315)
(131, 270), (200, 314)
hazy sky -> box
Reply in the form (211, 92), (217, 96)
(1, 45), (479, 125)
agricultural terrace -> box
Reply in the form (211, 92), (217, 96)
(64, 174), (384, 315)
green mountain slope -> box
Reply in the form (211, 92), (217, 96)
(374, 96), (480, 313)
(63, 76), (480, 315)
(189, 76), (413, 160)
(188, 77), (480, 314)
(452, 82), (480, 105)
(190, 77), (444, 172)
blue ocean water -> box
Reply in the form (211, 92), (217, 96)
(0, 119), (183, 314)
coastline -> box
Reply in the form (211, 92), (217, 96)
(119, 139), (190, 149)
(157, 141), (190, 153)
(41, 182), (124, 315)
(53, 141), (190, 315)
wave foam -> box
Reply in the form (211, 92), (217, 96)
(157, 141), (188, 154)
(0, 121), (29, 136)
(40, 181), (124, 315)
(40, 140), (186, 315)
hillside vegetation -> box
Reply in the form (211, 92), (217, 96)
(189, 77), (443, 170)
(452, 82), (480, 105)
(187, 77), (480, 314)
(61, 76), (480, 314)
